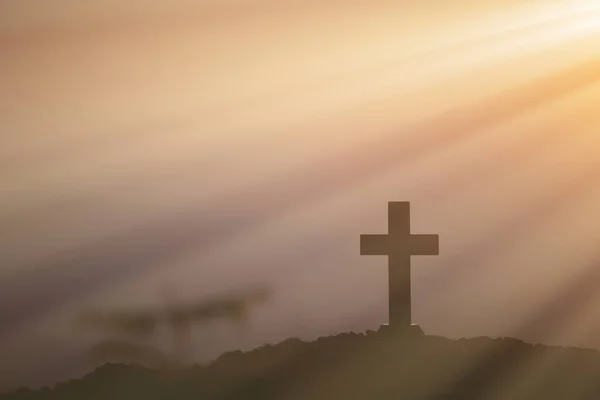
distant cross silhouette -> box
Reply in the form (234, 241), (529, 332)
(360, 202), (439, 329)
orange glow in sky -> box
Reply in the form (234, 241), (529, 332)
(1, 0), (600, 391)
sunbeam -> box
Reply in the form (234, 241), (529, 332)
(2, 0), (600, 392)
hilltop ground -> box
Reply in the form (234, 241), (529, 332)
(4, 326), (600, 400)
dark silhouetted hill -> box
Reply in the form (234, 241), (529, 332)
(4, 327), (600, 400)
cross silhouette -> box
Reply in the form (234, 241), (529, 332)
(360, 202), (439, 329)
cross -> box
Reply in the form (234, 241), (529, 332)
(360, 202), (439, 329)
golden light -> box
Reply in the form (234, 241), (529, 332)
(2, 0), (600, 391)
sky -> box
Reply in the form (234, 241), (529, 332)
(2, 0), (600, 391)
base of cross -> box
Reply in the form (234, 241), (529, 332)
(378, 323), (425, 338)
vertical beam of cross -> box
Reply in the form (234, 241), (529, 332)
(360, 202), (439, 329)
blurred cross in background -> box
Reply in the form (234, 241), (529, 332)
(76, 284), (272, 368)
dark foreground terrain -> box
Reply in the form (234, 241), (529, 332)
(4, 327), (600, 400)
